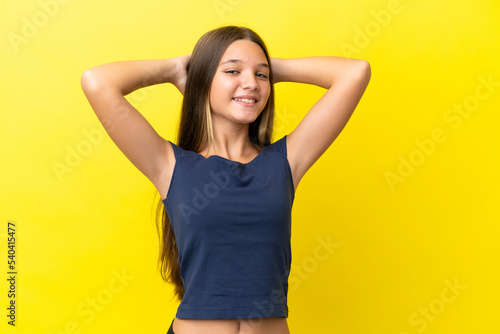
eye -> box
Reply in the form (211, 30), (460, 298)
(256, 73), (269, 79)
(225, 70), (239, 74)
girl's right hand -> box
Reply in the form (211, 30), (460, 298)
(173, 54), (191, 95)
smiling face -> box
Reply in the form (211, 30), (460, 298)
(209, 39), (271, 128)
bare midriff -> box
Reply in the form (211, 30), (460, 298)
(172, 317), (290, 334)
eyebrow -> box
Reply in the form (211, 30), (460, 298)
(219, 59), (269, 68)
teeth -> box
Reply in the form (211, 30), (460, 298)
(233, 97), (256, 103)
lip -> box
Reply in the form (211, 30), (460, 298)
(232, 95), (259, 108)
(232, 95), (259, 102)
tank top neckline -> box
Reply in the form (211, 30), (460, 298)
(187, 146), (268, 166)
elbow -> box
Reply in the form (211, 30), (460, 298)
(328, 59), (371, 89)
(341, 59), (370, 90)
(81, 68), (105, 96)
(81, 68), (96, 95)
(356, 60), (371, 85)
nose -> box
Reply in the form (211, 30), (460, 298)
(241, 71), (258, 91)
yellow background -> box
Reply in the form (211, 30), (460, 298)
(1, 0), (499, 333)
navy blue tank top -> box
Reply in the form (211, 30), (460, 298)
(163, 136), (294, 319)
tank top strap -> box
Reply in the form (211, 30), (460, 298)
(264, 135), (288, 157)
(168, 141), (187, 160)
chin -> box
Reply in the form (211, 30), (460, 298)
(212, 107), (263, 125)
(234, 114), (260, 124)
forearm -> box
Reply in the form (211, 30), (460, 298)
(271, 57), (370, 89)
(81, 58), (181, 96)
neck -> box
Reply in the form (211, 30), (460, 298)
(201, 120), (259, 162)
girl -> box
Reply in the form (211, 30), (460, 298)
(81, 26), (370, 334)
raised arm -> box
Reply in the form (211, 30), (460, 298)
(80, 55), (190, 198)
(271, 57), (371, 188)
